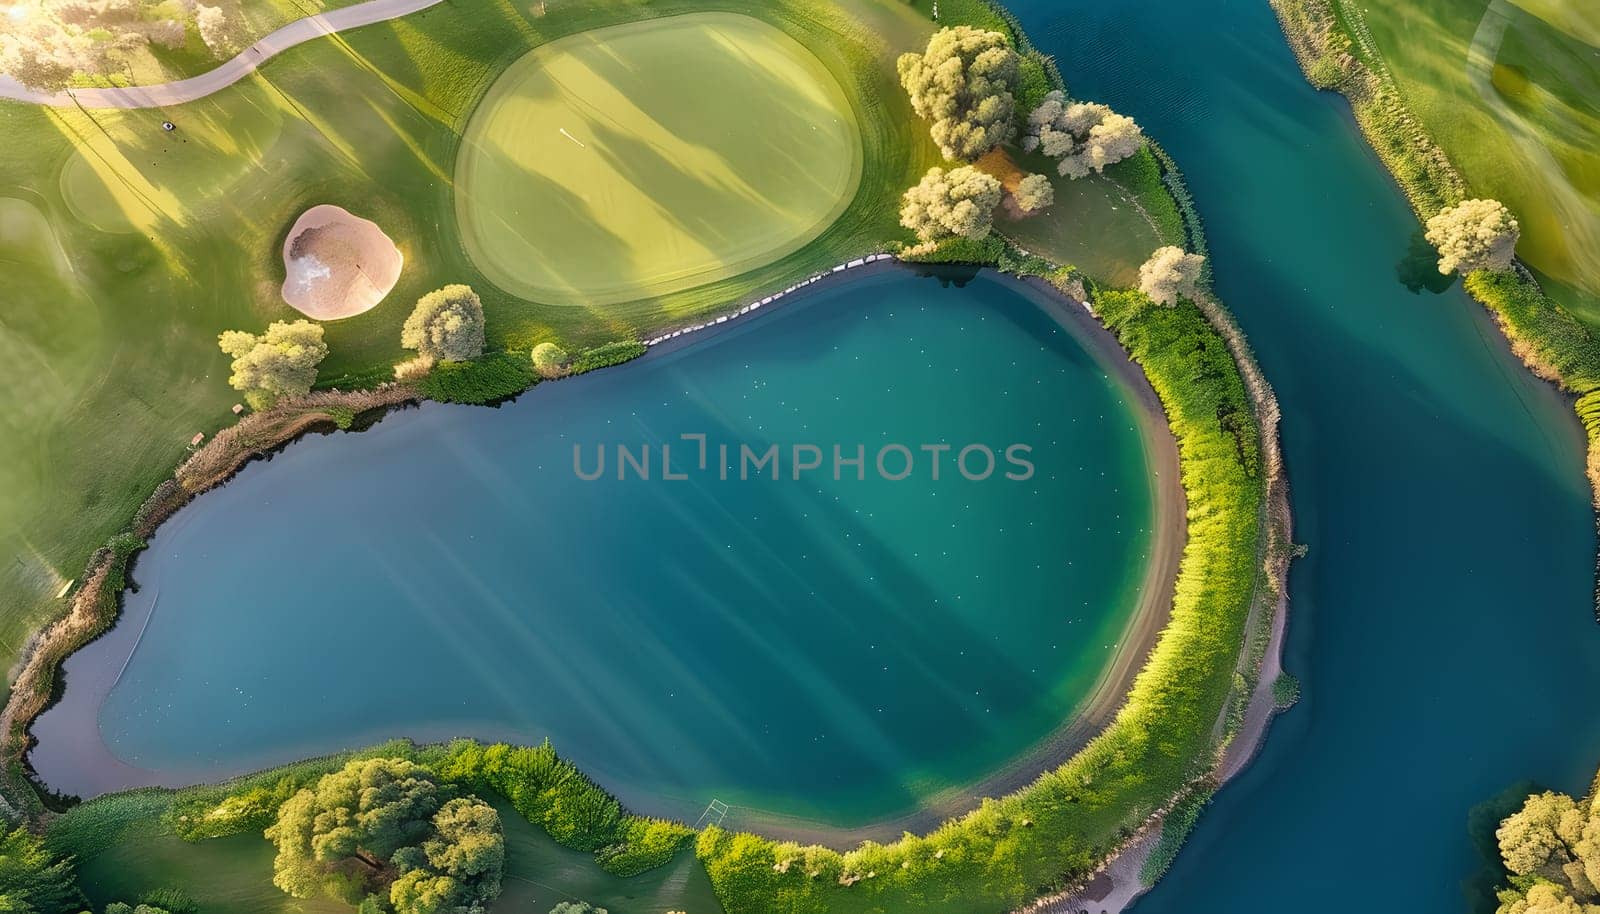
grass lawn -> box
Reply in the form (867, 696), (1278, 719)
(1347, 0), (1599, 322)
(457, 12), (863, 306)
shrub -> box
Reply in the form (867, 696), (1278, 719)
(420, 352), (535, 404)
(568, 341), (647, 375)
(1271, 672), (1301, 708)
(531, 342), (570, 379)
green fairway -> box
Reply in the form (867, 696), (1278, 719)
(1349, 0), (1599, 319)
(456, 12), (863, 306)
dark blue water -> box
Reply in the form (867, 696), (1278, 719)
(1005, 0), (1600, 908)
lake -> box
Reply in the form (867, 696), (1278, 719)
(33, 268), (1169, 831)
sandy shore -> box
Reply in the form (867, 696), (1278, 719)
(1022, 289), (1295, 913)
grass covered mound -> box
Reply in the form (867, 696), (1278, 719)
(695, 287), (1263, 912)
(455, 12), (863, 306)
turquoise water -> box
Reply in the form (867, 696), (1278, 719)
(1006, 0), (1600, 909)
(33, 269), (1159, 827)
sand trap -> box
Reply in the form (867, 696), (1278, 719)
(280, 205), (402, 320)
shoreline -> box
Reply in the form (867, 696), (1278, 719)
(1016, 289), (1294, 913)
(1266, 0), (1600, 603)
(18, 260), (1191, 851)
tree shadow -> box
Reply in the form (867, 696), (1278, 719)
(1397, 227), (1457, 295)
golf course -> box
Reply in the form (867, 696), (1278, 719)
(0, 0), (1294, 912)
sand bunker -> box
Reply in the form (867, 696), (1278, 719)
(280, 205), (402, 320)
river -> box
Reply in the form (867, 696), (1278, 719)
(1005, 0), (1600, 909)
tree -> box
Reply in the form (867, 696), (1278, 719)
(1425, 198), (1519, 275)
(265, 758), (504, 913)
(1138, 246), (1206, 306)
(1497, 883), (1599, 914)
(1013, 173), (1054, 214)
(899, 166), (1003, 243)
(1022, 91), (1144, 179)
(195, 5), (242, 56)
(0, 0), (186, 90)
(897, 27), (1018, 162)
(217, 320), (327, 409)
(402, 285), (485, 363)
(0, 827), (86, 913)
(531, 342), (569, 379)
(550, 903), (608, 914)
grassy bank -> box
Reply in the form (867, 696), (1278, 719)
(45, 738), (708, 912)
(1269, 0), (1600, 546)
(692, 210), (1275, 908)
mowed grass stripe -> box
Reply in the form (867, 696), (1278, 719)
(455, 12), (863, 306)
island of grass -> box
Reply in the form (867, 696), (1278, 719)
(0, 0), (1291, 911)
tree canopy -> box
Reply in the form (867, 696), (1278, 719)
(899, 165), (1003, 243)
(1493, 786), (1600, 913)
(0, 0), (188, 90)
(265, 758), (504, 914)
(1013, 173), (1054, 214)
(1138, 246), (1206, 306)
(403, 285), (486, 363)
(1425, 198), (1520, 275)
(217, 320), (328, 409)
(897, 27), (1018, 162)
(1021, 91), (1144, 178)
(0, 827), (85, 914)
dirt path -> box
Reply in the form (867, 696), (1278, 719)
(0, 0), (443, 109)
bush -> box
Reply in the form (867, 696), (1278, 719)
(420, 352), (536, 405)
(1139, 789), (1213, 886)
(435, 740), (691, 876)
(1271, 672), (1301, 708)
(568, 341), (647, 375)
(531, 342), (570, 379)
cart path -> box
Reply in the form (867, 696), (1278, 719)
(0, 0), (444, 109)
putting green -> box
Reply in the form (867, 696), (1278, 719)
(454, 12), (863, 306)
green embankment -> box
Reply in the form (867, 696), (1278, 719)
(692, 280), (1264, 912)
(1270, 0), (1600, 531)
